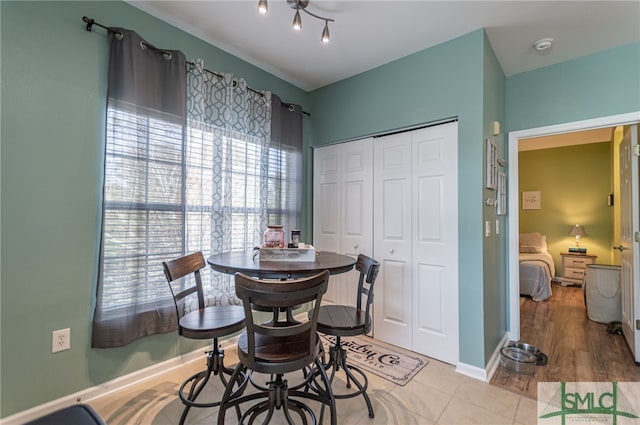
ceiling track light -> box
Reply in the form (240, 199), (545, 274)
(257, 0), (268, 15)
(257, 0), (335, 44)
(293, 9), (302, 31)
(321, 20), (330, 44)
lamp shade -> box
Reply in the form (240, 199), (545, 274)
(569, 224), (586, 237)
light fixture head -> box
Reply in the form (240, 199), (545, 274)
(257, 0), (268, 15)
(533, 37), (554, 52)
(293, 9), (302, 30)
(287, 0), (309, 10)
(321, 21), (330, 43)
(262, 0), (334, 44)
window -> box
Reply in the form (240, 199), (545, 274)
(93, 41), (301, 347)
(100, 106), (184, 311)
(99, 107), (301, 313)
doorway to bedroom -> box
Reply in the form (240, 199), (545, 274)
(504, 113), (640, 379)
(518, 127), (615, 296)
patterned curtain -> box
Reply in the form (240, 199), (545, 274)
(184, 59), (272, 305)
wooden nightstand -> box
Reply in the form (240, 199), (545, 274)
(560, 252), (597, 286)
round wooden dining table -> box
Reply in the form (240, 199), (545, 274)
(207, 250), (356, 279)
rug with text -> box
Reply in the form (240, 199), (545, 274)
(320, 334), (428, 386)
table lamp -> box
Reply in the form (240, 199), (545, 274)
(569, 224), (586, 253)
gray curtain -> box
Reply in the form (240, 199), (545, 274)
(269, 94), (303, 238)
(92, 29), (187, 348)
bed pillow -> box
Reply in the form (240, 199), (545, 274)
(520, 245), (542, 253)
(519, 232), (547, 253)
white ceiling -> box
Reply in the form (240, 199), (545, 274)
(129, 1), (640, 92)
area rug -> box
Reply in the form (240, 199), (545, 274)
(320, 334), (428, 386)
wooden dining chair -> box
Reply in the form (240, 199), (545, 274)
(311, 254), (380, 419)
(162, 251), (246, 425)
(217, 270), (337, 425)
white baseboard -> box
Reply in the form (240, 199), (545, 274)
(0, 339), (237, 425)
(485, 332), (511, 382)
(455, 331), (511, 383)
(455, 361), (488, 381)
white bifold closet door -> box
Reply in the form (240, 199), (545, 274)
(313, 138), (373, 307)
(373, 121), (459, 365)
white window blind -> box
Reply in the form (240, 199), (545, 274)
(100, 107), (298, 312)
(101, 107), (185, 310)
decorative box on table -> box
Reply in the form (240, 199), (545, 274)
(258, 245), (316, 262)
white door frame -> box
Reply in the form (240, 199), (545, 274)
(507, 112), (640, 341)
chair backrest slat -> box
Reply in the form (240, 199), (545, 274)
(162, 251), (208, 322)
(163, 252), (206, 281)
(355, 254), (380, 330)
(235, 270), (329, 367)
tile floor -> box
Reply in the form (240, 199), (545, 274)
(88, 345), (538, 425)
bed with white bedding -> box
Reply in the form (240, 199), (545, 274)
(519, 233), (555, 301)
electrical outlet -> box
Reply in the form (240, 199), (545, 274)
(52, 328), (70, 353)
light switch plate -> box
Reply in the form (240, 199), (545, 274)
(493, 121), (501, 136)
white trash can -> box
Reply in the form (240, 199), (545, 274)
(583, 264), (621, 323)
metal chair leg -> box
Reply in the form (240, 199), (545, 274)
(320, 336), (374, 419)
(178, 338), (245, 425)
(218, 362), (336, 425)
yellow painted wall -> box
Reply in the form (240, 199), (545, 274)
(519, 142), (614, 274)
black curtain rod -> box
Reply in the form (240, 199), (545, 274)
(82, 16), (310, 117)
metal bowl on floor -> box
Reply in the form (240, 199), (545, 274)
(507, 342), (548, 365)
(500, 346), (537, 374)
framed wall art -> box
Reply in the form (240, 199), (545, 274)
(485, 138), (497, 190)
(497, 171), (507, 215)
(522, 191), (541, 210)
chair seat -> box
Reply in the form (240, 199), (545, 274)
(316, 304), (370, 337)
(237, 330), (322, 374)
(25, 404), (106, 425)
(179, 305), (245, 340)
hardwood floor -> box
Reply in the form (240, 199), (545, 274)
(491, 283), (640, 399)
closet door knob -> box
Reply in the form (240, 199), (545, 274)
(389, 249), (394, 254)
(353, 244), (359, 249)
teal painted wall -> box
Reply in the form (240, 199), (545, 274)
(481, 34), (507, 364)
(309, 30), (488, 368)
(2, 0), (639, 419)
(519, 143), (613, 272)
(505, 42), (640, 132)
(0, 1), (309, 417)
